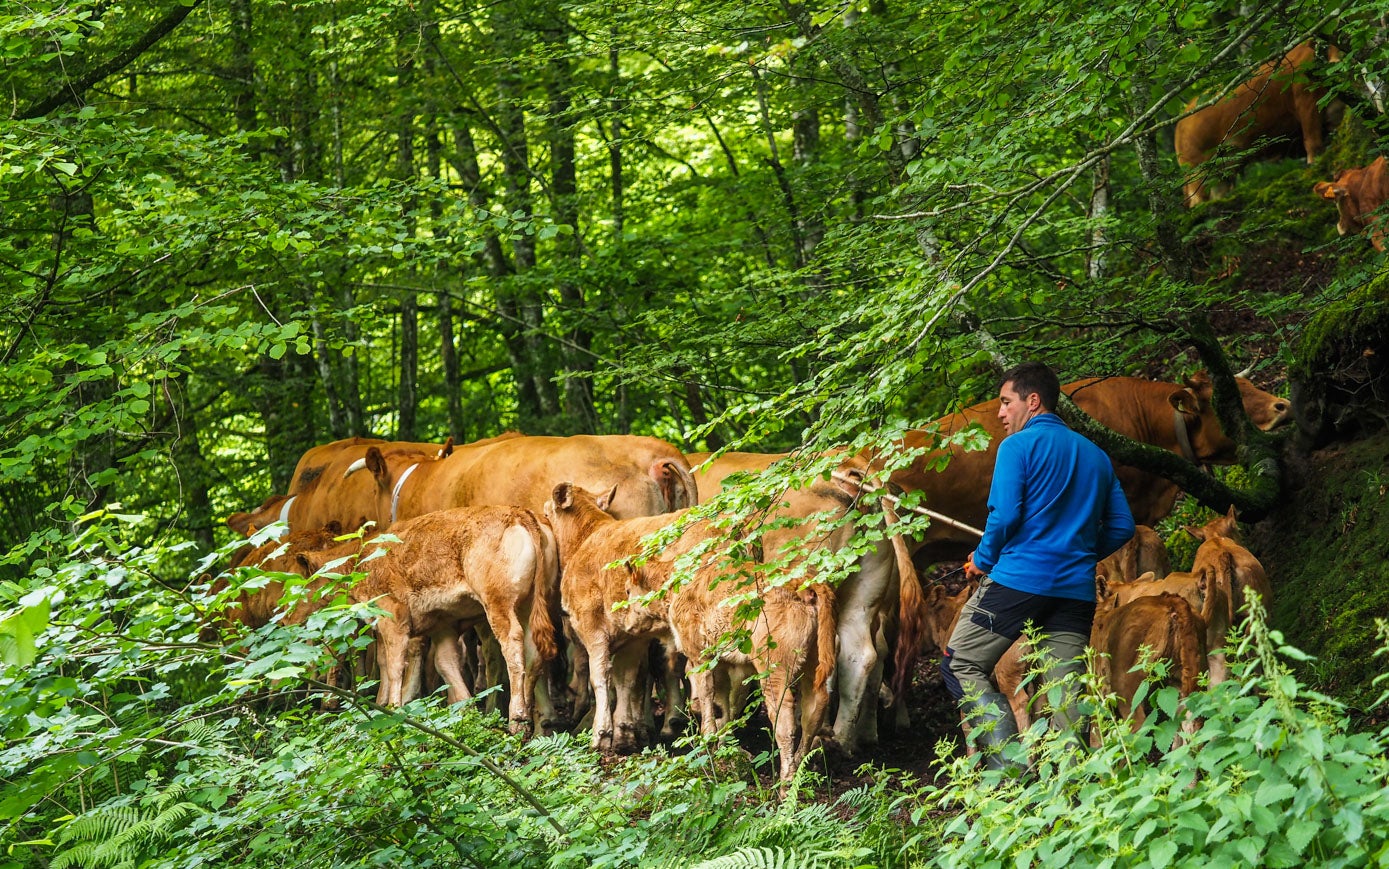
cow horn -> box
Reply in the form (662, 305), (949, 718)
(344, 457), (367, 478)
(1233, 363), (1253, 379)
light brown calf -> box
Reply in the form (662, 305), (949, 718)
(1096, 525), (1170, 585)
(337, 506), (560, 733)
(1092, 586), (1215, 729)
(1096, 562), (1237, 685)
(690, 451), (923, 757)
(544, 484), (696, 754)
(546, 482), (836, 780)
(1314, 156), (1389, 251)
(920, 581), (1034, 732)
(1184, 505), (1243, 544)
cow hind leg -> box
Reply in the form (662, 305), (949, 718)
(373, 617), (410, 707)
(485, 602), (531, 734)
(431, 630), (473, 706)
(611, 641), (652, 753)
(584, 634), (616, 752)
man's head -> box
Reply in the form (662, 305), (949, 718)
(997, 361), (1060, 435)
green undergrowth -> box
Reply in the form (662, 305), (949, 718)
(1256, 430), (1389, 713)
(1294, 266), (1389, 381)
(4, 513), (1389, 868)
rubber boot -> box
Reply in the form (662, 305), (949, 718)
(960, 691), (1023, 774)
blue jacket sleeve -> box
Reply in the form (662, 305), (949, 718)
(972, 438), (1026, 574)
(1096, 473), (1136, 559)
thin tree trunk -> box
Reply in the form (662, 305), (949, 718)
(609, 41), (625, 237)
(1089, 154), (1111, 281)
(169, 376), (215, 548)
(395, 21), (420, 441)
(494, 8), (558, 426)
(545, 17), (597, 433)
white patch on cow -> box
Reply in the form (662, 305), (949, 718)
(501, 524), (537, 594)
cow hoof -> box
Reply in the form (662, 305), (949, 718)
(592, 730), (614, 752)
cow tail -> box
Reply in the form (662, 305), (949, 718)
(1169, 603), (1204, 697)
(1220, 549), (1241, 622)
(528, 518), (560, 662)
(887, 504), (926, 702)
(650, 457), (699, 511)
(812, 583), (838, 692)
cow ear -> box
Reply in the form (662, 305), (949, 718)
(1225, 505), (1239, 523)
(1168, 387), (1203, 416)
(297, 553), (313, 573)
(552, 482), (574, 510)
(365, 447), (388, 482)
(438, 437), (454, 458)
(227, 512), (251, 534)
(1095, 574), (1110, 600)
(1314, 180), (1337, 199)
(1184, 523), (1205, 541)
(596, 484), (619, 512)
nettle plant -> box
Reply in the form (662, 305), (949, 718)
(4, 512), (1389, 869)
(915, 604), (1389, 869)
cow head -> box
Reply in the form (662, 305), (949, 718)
(1314, 157), (1389, 251)
(544, 482), (617, 558)
(1173, 372), (1291, 464)
(1235, 377), (1292, 431)
(1184, 505), (1241, 544)
(227, 494), (294, 537)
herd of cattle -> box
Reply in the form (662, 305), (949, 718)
(1174, 39), (1388, 249)
(207, 372), (1290, 779)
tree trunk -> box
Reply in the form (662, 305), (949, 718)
(1088, 154), (1111, 281)
(395, 21), (419, 441)
(494, 6), (559, 427)
(169, 376), (215, 548)
(545, 16), (597, 433)
(1128, 85), (1281, 518)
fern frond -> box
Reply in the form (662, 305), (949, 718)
(50, 791), (202, 869)
(688, 846), (825, 869)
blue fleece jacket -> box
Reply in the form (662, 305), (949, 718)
(972, 413), (1135, 601)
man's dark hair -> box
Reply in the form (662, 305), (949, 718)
(1001, 361), (1061, 411)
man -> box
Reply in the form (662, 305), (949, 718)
(942, 362), (1135, 770)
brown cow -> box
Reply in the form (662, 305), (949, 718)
(885, 372), (1290, 564)
(545, 482), (837, 780)
(1176, 42), (1339, 206)
(1096, 525), (1171, 585)
(327, 434), (697, 523)
(1092, 587), (1215, 729)
(1184, 504), (1243, 545)
(288, 436), (461, 494)
(329, 506), (560, 732)
(226, 442), (447, 540)
(1314, 156), (1389, 250)
(226, 494), (295, 538)
(543, 484), (699, 753)
(206, 524), (352, 631)
(688, 450), (924, 756)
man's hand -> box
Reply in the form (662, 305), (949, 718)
(963, 553), (983, 580)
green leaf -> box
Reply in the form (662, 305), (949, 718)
(1148, 839), (1178, 869)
